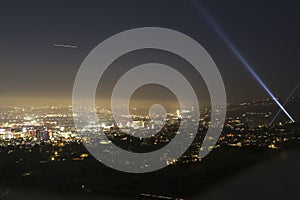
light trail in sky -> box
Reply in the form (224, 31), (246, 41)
(192, 0), (295, 122)
(269, 80), (300, 125)
(53, 43), (78, 49)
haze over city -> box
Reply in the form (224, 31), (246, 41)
(0, 1), (299, 199)
(0, 0), (299, 106)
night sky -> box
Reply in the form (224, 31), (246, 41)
(0, 0), (299, 106)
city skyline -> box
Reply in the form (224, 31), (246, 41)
(0, 1), (299, 198)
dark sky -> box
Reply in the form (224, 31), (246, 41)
(0, 0), (299, 105)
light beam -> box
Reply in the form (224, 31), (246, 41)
(192, 0), (295, 122)
(269, 80), (300, 125)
